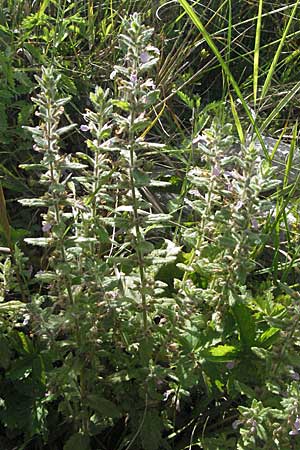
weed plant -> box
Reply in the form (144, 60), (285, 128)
(1, 2), (300, 450)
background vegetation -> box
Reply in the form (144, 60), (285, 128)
(1, 1), (300, 449)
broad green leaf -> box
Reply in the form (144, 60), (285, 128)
(111, 99), (130, 111)
(133, 168), (150, 186)
(231, 300), (256, 349)
(234, 380), (256, 398)
(218, 235), (238, 249)
(141, 411), (163, 450)
(63, 433), (90, 450)
(202, 345), (239, 362)
(86, 395), (120, 418)
(7, 357), (33, 381)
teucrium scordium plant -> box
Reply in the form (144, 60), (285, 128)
(19, 14), (181, 449)
(8, 11), (300, 450)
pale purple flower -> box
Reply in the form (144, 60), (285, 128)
(163, 389), (173, 402)
(226, 361), (235, 370)
(251, 218), (259, 230)
(143, 78), (156, 89)
(192, 135), (207, 145)
(213, 166), (221, 176)
(291, 371), (300, 381)
(288, 366), (300, 380)
(224, 171), (234, 177)
(236, 200), (243, 210)
(22, 314), (30, 326)
(80, 124), (90, 132)
(130, 72), (137, 83)
(42, 223), (52, 232)
(140, 51), (150, 63)
(232, 419), (243, 430)
(250, 419), (257, 433)
(227, 182), (234, 193)
(110, 69), (117, 80)
(289, 417), (300, 435)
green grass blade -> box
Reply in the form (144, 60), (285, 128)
(261, 0), (300, 99)
(0, 185), (11, 246)
(227, 0), (232, 65)
(253, 0), (263, 107)
(37, 0), (51, 19)
(269, 125), (287, 161)
(229, 92), (244, 143)
(283, 121), (298, 189)
(260, 81), (300, 134)
(177, 0), (269, 159)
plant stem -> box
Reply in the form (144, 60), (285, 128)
(129, 95), (148, 334)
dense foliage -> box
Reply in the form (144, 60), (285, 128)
(1, 1), (300, 449)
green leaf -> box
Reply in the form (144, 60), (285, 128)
(34, 271), (57, 282)
(231, 300), (256, 349)
(256, 327), (281, 348)
(234, 381), (256, 398)
(0, 301), (26, 313)
(19, 198), (53, 207)
(251, 346), (269, 360)
(141, 411), (163, 450)
(145, 213), (172, 224)
(7, 357), (33, 381)
(67, 237), (97, 244)
(16, 332), (34, 354)
(131, 116), (150, 133)
(202, 345), (239, 362)
(24, 237), (52, 247)
(86, 396), (120, 418)
(218, 235), (238, 249)
(133, 168), (150, 186)
(139, 337), (153, 365)
(60, 162), (87, 170)
(63, 433), (90, 450)
(111, 99), (130, 111)
(0, 337), (11, 369)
